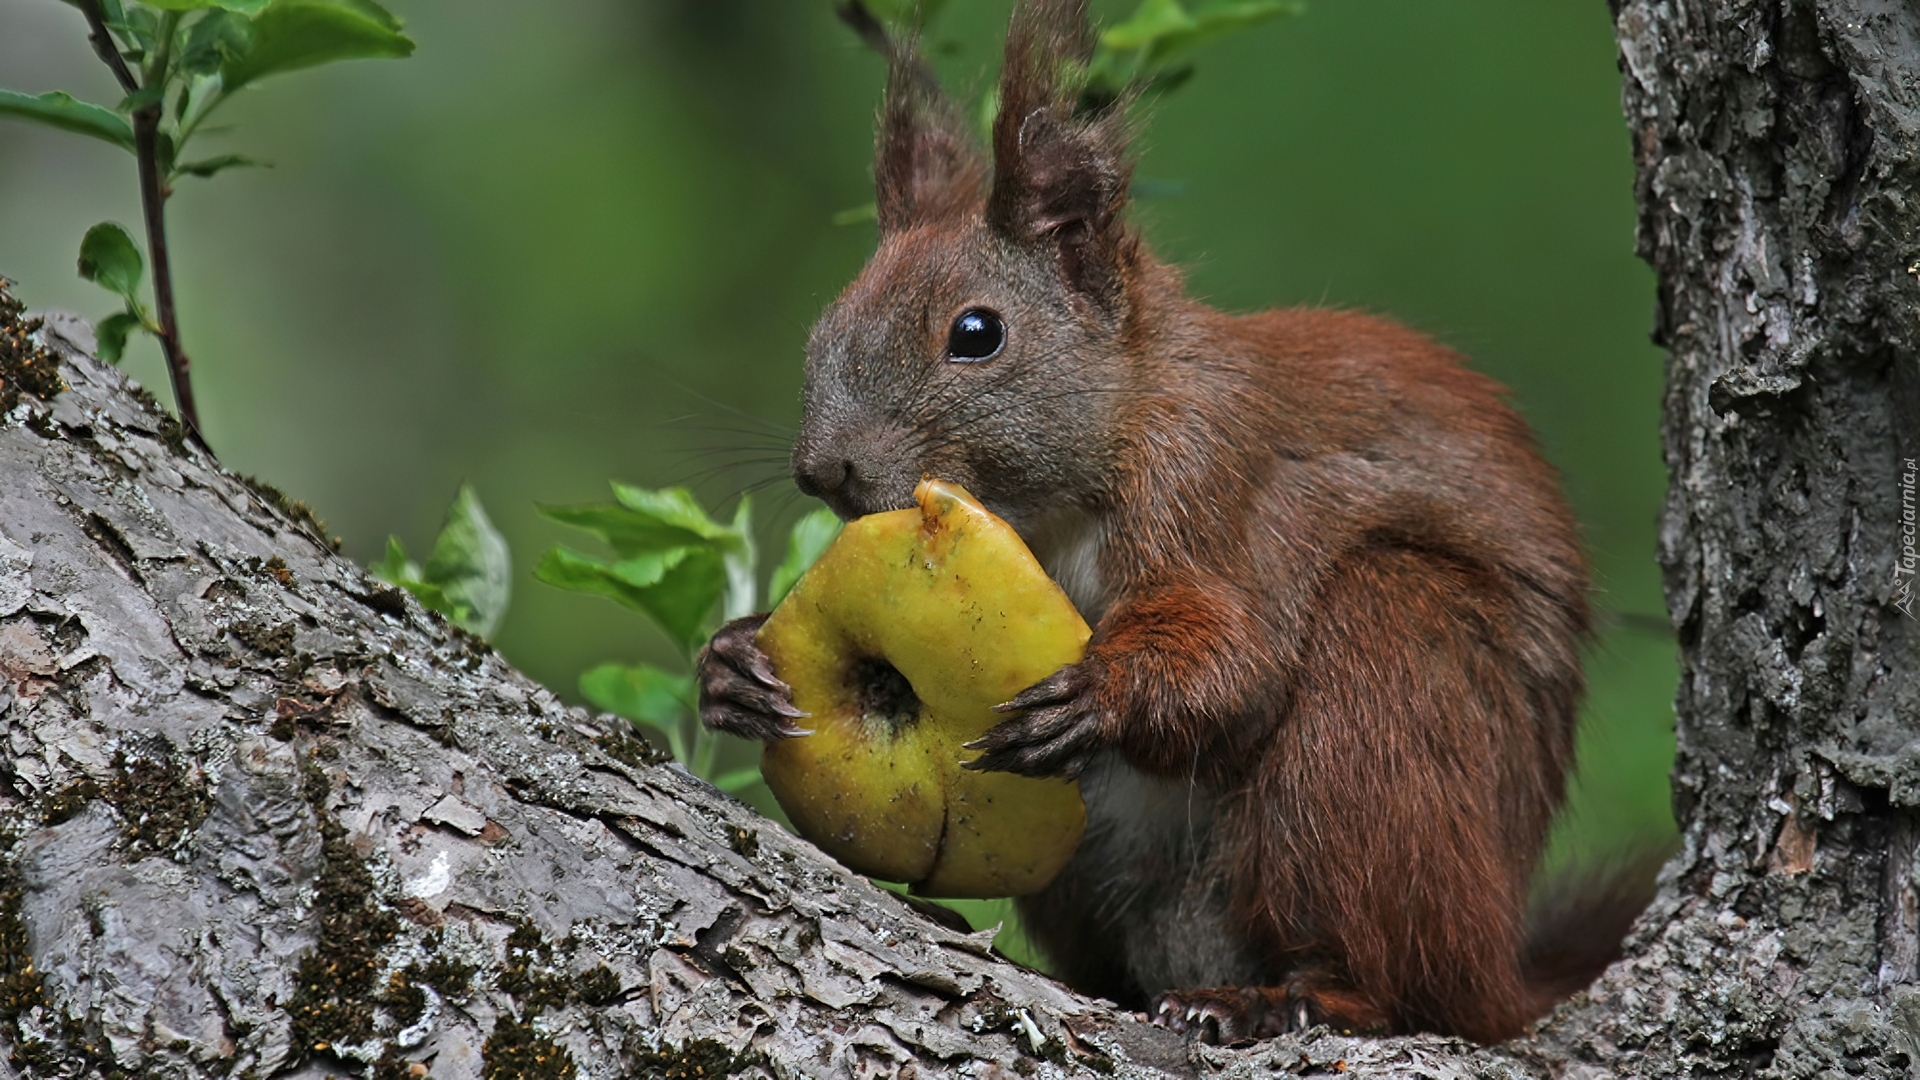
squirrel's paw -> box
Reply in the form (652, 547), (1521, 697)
(1150, 982), (1387, 1045)
(962, 661), (1107, 779)
(697, 614), (810, 742)
(1151, 987), (1294, 1046)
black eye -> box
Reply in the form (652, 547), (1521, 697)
(946, 308), (1005, 362)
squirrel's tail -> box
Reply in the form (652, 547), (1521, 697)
(1521, 842), (1672, 1012)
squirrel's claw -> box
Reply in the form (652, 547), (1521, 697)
(965, 662), (1105, 778)
(1148, 987), (1301, 1045)
(992, 664), (1084, 713)
(698, 614), (809, 742)
(703, 702), (812, 742)
(1151, 981), (1385, 1044)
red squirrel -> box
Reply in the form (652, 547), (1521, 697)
(699, 0), (1642, 1044)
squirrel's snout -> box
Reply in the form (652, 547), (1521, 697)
(793, 451), (852, 502)
(792, 441), (915, 520)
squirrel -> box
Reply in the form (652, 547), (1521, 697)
(698, 0), (1653, 1045)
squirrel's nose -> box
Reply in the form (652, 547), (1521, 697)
(792, 450), (852, 501)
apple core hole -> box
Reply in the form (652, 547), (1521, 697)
(849, 655), (920, 736)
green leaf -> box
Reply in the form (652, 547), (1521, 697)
(610, 483), (748, 548)
(95, 311), (143, 364)
(1102, 0), (1195, 51)
(0, 90), (135, 150)
(1183, 1), (1298, 45)
(78, 223), (145, 302)
(117, 86), (163, 114)
(580, 662), (693, 731)
(622, 549), (727, 656)
(153, 129), (178, 178)
(401, 577), (454, 613)
(222, 0), (414, 91)
(540, 486), (733, 560)
(144, 0), (266, 9)
(541, 483), (751, 559)
(768, 508), (843, 608)
(536, 545), (727, 659)
(367, 535), (455, 614)
(367, 535), (419, 586)
(606, 547), (690, 589)
(366, 500), (507, 641)
(539, 482), (756, 656)
(118, 6), (160, 54)
(180, 10), (255, 76)
(1106, 0), (1298, 67)
(421, 484), (512, 638)
(174, 154), (266, 179)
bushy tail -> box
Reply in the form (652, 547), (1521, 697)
(1522, 843), (1672, 1012)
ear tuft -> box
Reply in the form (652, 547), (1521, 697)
(842, 3), (988, 232)
(987, 0), (1136, 299)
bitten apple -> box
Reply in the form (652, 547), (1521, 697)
(756, 479), (1089, 898)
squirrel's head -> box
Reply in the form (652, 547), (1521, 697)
(794, 0), (1141, 535)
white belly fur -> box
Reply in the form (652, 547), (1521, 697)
(1029, 510), (1265, 992)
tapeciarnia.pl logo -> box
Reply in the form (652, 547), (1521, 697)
(1897, 457), (1917, 620)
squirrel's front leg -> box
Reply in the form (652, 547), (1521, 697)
(966, 574), (1279, 781)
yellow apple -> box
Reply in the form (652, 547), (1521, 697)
(755, 479), (1089, 898)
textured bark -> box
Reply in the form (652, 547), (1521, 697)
(1523, 0), (1920, 1074)
(3, 2), (1919, 1075)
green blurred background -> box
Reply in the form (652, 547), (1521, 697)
(0, 0), (1675, 892)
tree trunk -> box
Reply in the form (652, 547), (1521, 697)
(2, 1), (1918, 1075)
(1520, 0), (1920, 1073)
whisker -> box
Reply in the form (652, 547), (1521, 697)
(659, 377), (795, 438)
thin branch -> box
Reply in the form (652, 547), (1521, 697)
(132, 106), (203, 443)
(73, 0), (139, 96)
(72, 0), (207, 446)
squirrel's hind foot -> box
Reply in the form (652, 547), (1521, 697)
(1149, 980), (1389, 1045)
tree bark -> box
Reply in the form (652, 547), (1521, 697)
(3, 1), (1919, 1076)
(1517, 0), (1920, 1073)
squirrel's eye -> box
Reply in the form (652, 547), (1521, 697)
(946, 308), (1005, 362)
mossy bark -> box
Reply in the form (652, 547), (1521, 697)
(2, 1), (1919, 1072)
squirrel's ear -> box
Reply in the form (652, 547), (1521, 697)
(843, 3), (987, 232)
(987, 0), (1134, 300)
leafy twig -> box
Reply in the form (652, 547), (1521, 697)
(538, 485), (842, 792)
(371, 485), (513, 640)
(2, 0), (415, 448)
(73, 0), (203, 442)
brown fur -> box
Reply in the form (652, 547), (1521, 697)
(701, 0), (1647, 1044)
